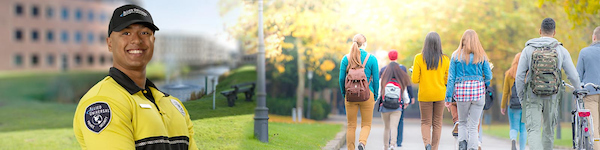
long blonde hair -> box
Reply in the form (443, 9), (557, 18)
(455, 29), (488, 64)
(505, 52), (521, 78)
(347, 34), (367, 71)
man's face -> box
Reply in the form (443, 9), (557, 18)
(107, 24), (155, 71)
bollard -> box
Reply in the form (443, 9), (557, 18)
(292, 108), (297, 122)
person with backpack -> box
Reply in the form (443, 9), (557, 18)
(445, 29), (492, 150)
(339, 34), (379, 150)
(378, 59), (411, 150)
(576, 26), (600, 150)
(515, 18), (581, 150)
(411, 31), (450, 150)
(501, 52), (527, 150)
(379, 50), (415, 148)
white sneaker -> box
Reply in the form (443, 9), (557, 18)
(388, 145), (395, 150)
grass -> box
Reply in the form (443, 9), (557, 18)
(0, 115), (343, 150)
(482, 123), (572, 148)
(0, 71), (106, 132)
(184, 65), (258, 120)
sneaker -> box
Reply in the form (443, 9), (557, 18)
(358, 143), (365, 150)
(511, 140), (516, 150)
(425, 144), (432, 150)
(388, 145), (395, 150)
(452, 122), (459, 136)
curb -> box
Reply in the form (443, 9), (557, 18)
(322, 125), (347, 150)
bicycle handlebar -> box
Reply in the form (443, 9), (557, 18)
(563, 81), (600, 91)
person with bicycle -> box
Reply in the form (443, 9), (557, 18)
(515, 18), (581, 150)
(576, 26), (600, 150)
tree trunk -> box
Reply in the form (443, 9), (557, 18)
(296, 38), (305, 120)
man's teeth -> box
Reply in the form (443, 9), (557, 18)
(128, 50), (142, 54)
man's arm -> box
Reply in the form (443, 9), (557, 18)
(515, 48), (531, 101)
(576, 49), (585, 82)
(73, 96), (134, 150)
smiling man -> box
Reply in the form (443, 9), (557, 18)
(73, 4), (197, 150)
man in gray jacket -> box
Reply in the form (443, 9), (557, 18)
(576, 26), (600, 150)
(515, 18), (581, 150)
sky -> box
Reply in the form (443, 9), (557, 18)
(141, 0), (241, 49)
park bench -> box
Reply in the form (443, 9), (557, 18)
(220, 82), (256, 107)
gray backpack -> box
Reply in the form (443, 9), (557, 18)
(528, 41), (561, 96)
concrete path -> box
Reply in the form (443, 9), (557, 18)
(330, 116), (571, 150)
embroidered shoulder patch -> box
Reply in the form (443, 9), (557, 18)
(171, 99), (186, 116)
(84, 102), (112, 133)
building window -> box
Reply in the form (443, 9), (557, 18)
(87, 32), (94, 44)
(31, 30), (39, 42)
(99, 33), (106, 44)
(74, 54), (82, 65)
(61, 7), (68, 20)
(46, 7), (53, 18)
(61, 30), (68, 43)
(88, 55), (94, 65)
(99, 55), (105, 65)
(47, 30), (54, 42)
(75, 31), (82, 44)
(15, 4), (23, 16)
(14, 54), (23, 66)
(15, 29), (23, 41)
(32, 5), (39, 17)
(31, 54), (39, 66)
(75, 9), (82, 21)
(99, 13), (107, 23)
(47, 54), (55, 66)
(87, 10), (94, 22)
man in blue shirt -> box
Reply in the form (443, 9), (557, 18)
(576, 26), (600, 150)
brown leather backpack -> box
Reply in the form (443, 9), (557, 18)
(345, 53), (371, 102)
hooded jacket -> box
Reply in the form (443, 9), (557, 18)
(515, 37), (581, 101)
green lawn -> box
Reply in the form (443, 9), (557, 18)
(0, 71), (106, 132)
(0, 115), (343, 150)
(482, 123), (572, 148)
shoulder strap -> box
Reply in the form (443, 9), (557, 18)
(362, 53), (371, 67)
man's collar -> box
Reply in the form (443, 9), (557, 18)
(108, 67), (167, 96)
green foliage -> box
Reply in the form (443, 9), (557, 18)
(266, 97), (331, 120)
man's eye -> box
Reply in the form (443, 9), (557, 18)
(141, 32), (149, 35)
(122, 32), (131, 35)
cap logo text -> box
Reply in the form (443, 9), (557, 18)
(120, 8), (148, 17)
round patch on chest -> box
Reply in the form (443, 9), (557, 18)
(84, 102), (112, 133)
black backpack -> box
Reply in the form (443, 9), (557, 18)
(509, 82), (521, 109)
(483, 85), (494, 110)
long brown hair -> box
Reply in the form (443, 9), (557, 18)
(455, 29), (488, 64)
(422, 31), (443, 70)
(347, 34), (367, 71)
(380, 62), (411, 97)
(505, 52), (521, 78)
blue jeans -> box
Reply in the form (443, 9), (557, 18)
(396, 109), (404, 146)
(508, 108), (526, 150)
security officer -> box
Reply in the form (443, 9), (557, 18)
(73, 4), (197, 150)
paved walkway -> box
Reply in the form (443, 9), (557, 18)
(324, 115), (571, 150)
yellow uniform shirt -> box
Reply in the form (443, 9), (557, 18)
(73, 67), (197, 150)
(411, 53), (450, 102)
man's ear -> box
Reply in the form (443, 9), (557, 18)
(106, 35), (112, 52)
(539, 29), (542, 36)
(552, 30), (556, 37)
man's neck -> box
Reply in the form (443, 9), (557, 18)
(114, 66), (146, 89)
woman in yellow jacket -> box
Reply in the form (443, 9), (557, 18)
(501, 52), (526, 150)
(411, 31), (450, 150)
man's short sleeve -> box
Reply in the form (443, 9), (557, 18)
(73, 96), (134, 150)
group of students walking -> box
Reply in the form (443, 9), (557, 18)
(339, 17), (600, 150)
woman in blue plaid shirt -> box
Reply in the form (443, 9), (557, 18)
(444, 29), (493, 150)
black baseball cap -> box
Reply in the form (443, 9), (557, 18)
(108, 4), (159, 37)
